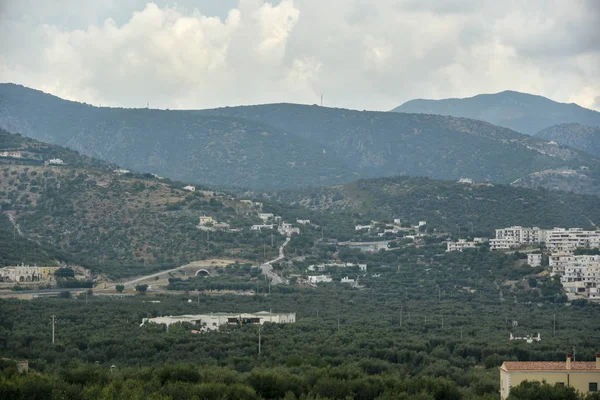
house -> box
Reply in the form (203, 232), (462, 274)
(279, 222), (300, 237)
(446, 239), (477, 252)
(183, 185), (196, 192)
(458, 178), (474, 184)
(307, 275), (332, 284)
(296, 219), (311, 225)
(47, 158), (64, 165)
(527, 253), (542, 267)
(499, 354), (600, 400)
(251, 224), (274, 231)
(0, 264), (60, 283)
(258, 213), (274, 222)
(114, 169), (131, 175)
(0, 151), (23, 158)
(198, 216), (214, 225)
(358, 264), (367, 272)
(341, 276), (355, 284)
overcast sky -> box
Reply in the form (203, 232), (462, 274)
(1, 0), (599, 111)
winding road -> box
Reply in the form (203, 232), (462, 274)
(261, 237), (290, 285)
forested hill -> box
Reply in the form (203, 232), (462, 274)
(0, 84), (354, 189)
(392, 90), (600, 135)
(262, 176), (600, 233)
(2, 84), (600, 193)
(535, 123), (600, 158)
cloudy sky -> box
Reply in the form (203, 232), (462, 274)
(1, 0), (599, 111)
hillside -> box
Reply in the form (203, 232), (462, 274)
(262, 176), (600, 233)
(0, 129), (308, 277)
(198, 103), (600, 190)
(535, 123), (600, 158)
(392, 90), (600, 135)
(2, 84), (600, 194)
(0, 84), (353, 189)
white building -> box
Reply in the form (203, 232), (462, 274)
(198, 215), (214, 225)
(114, 169), (131, 175)
(549, 254), (600, 299)
(183, 185), (196, 192)
(545, 228), (600, 252)
(279, 222), (300, 237)
(0, 151), (23, 158)
(47, 158), (64, 165)
(458, 178), (474, 184)
(296, 219), (311, 225)
(355, 224), (372, 231)
(258, 213), (274, 222)
(307, 275), (332, 284)
(251, 224), (274, 231)
(358, 264), (367, 272)
(490, 226), (546, 251)
(140, 312), (296, 331)
(0, 264), (60, 282)
(341, 276), (355, 284)
(527, 253), (542, 267)
(446, 239), (477, 252)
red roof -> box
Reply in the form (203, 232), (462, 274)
(502, 361), (598, 371)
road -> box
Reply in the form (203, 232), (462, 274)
(261, 237), (290, 285)
(121, 265), (190, 287)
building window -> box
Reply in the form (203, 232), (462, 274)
(590, 383), (598, 392)
(557, 383), (565, 387)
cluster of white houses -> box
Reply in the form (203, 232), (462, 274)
(355, 219), (426, 236)
(140, 312), (296, 332)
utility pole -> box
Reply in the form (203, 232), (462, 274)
(553, 314), (556, 337)
(400, 306), (403, 327)
(337, 315), (340, 332)
(197, 293), (200, 308)
(268, 278), (271, 295)
(51, 315), (56, 344)
(258, 325), (261, 356)
(460, 326), (463, 339)
(271, 233), (273, 247)
(437, 285), (441, 301)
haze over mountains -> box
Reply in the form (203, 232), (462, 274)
(392, 90), (600, 136)
(2, 84), (600, 194)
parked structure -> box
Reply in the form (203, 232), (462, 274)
(140, 312), (296, 331)
(499, 354), (600, 400)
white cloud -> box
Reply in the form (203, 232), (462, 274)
(0, 0), (598, 111)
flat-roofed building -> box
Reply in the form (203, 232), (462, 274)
(140, 312), (296, 331)
(499, 354), (600, 400)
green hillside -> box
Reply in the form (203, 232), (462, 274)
(535, 123), (600, 158)
(264, 176), (600, 234)
(2, 84), (600, 193)
(392, 90), (600, 135)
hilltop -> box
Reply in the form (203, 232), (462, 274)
(535, 123), (600, 158)
(2, 84), (600, 194)
(262, 175), (600, 233)
(392, 90), (600, 135)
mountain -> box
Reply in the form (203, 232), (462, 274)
(535, 123), (600, 158)
(262, 175), (600, 233)
(2, 84), (600, 194)
(392, 90), (600, 135)
(0, 84), (353, 189)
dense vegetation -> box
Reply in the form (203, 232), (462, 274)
(2, 84), (599, 193)
(0, 242), (599, 400)
(265, 176), (600, 233)
(392, 90), (600, 136)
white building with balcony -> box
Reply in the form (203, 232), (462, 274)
(527, 253), (542, 267)
(446, 239), (478, 252)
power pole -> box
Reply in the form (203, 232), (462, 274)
(197, 293), (200, 308)
(258, 325), (261, 356)
(51, 315), (56, 345)
(438, 285), (441, 301)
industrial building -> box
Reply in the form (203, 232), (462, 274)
(140, 311), (296, 331)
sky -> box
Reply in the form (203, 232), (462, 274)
(1, 0), (599, 111)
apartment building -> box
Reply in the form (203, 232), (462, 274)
(446, 239), (477, 252)
(490, 226), (545, 251)
(545, 228), (600, 252)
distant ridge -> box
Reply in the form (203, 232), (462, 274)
(535, 123), (600, 158)
(391, 90), (600, 135)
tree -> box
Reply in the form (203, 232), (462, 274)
(55, 268), (75, 278)
(135, 284), (148, 294)
(116, 285), (124, 293)
(508, 381), (580, 400)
